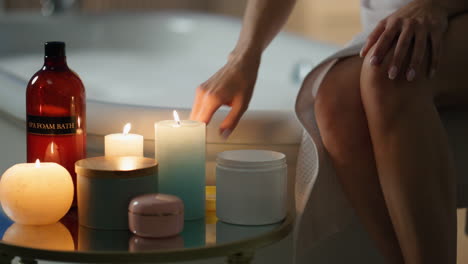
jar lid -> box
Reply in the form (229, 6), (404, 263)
(128, 193), (184, 216)
(75, 156), (157, 179)
(216, 150), (286, 169)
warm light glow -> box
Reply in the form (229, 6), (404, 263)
(173, 110), (181, 126)
(119, 157), (137, 171)
(50, 142), (54, 154)
(123, 123), (131, 135)
(0, 162), (74, 225)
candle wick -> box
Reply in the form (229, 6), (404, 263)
(177, 120), (181, 126)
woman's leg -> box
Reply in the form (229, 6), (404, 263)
(360, 13), (468, 264)
(315, 57), (404, 263)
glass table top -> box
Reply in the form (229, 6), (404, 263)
(0, 207), (283, 253)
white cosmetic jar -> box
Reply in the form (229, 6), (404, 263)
(216, 150), (287, 225)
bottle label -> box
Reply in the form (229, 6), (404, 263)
(27, 115), (77, 135)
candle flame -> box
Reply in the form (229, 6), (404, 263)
(35, 159), (40, 168)
(123, 123), (131, 135)
(173, 110), (181, 126)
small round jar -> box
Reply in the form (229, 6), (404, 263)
(128, 193), (184, 238)
(216, 150), (287, 225)
(75, 156), (157, 230)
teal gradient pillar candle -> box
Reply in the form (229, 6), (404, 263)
(155, 111), (206, 220)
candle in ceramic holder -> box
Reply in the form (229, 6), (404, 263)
(155, 111), (206, 220)
(75, 156), (157, 230)
(105, 123), (143, 157)
(0, 160), (74, 225)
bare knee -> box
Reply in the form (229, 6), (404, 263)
(360, 45), (433, 130)
(315, 59), (370, 162)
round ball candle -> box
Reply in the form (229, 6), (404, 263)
(105, 123), (144, 157)
(0, 160), (74, 225)
(155, 110), (206, 220)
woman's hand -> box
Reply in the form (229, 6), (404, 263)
(360, 0), (449, 81)
(190, 52), (261, 139)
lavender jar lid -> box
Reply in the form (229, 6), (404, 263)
(129, 194), (183, 216)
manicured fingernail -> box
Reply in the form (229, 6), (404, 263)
(430, 68), (436, 79)
(360, 41), (368, 57)
(388, 66), (398, 80)
(370, 56), (379, 66)
(221, 129), (232, 140)
(406, 68), (416, 81)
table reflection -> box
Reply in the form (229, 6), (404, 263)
(181, 219), (206, 248)
(0, 208), (283, 252)
(3, 222), (74, 251)
(78, 226), (131, 251)
(216, 221), (280, 244)
(129, 235), (184, 252)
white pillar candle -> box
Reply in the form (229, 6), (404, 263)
(0, 160), (74, 225)
(105, 123), (144, 157)
(155, 111), (206, 220)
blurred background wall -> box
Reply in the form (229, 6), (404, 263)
(3, 0), (362, 45)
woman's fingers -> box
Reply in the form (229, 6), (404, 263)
(189, 86), (205, 120)
(363, 0), (448, 80)
(196, 95), (222, 124)
(190, 55), (259, 139)
(388, 22), (415, 80)
(370, 22), (400, 65)
(360, 20), (386, 57)
(429, 31), (443, 78)
(219, 97), (248, 139)
(190, 91), (249, 139)
(387, 21), (437, 81)
(407, 29), (427, 81)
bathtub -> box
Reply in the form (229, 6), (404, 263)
(0, 12), (467, 197)
(0, 12), (337, 185)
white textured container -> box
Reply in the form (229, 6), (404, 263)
(216, 150), (287, 225)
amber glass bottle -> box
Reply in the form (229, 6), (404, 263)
(26, 42), (86, 204)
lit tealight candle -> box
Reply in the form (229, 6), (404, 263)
(155, 110), (206, 220)
(0, 160), (74, 225)
(105, 123), (144, 157)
